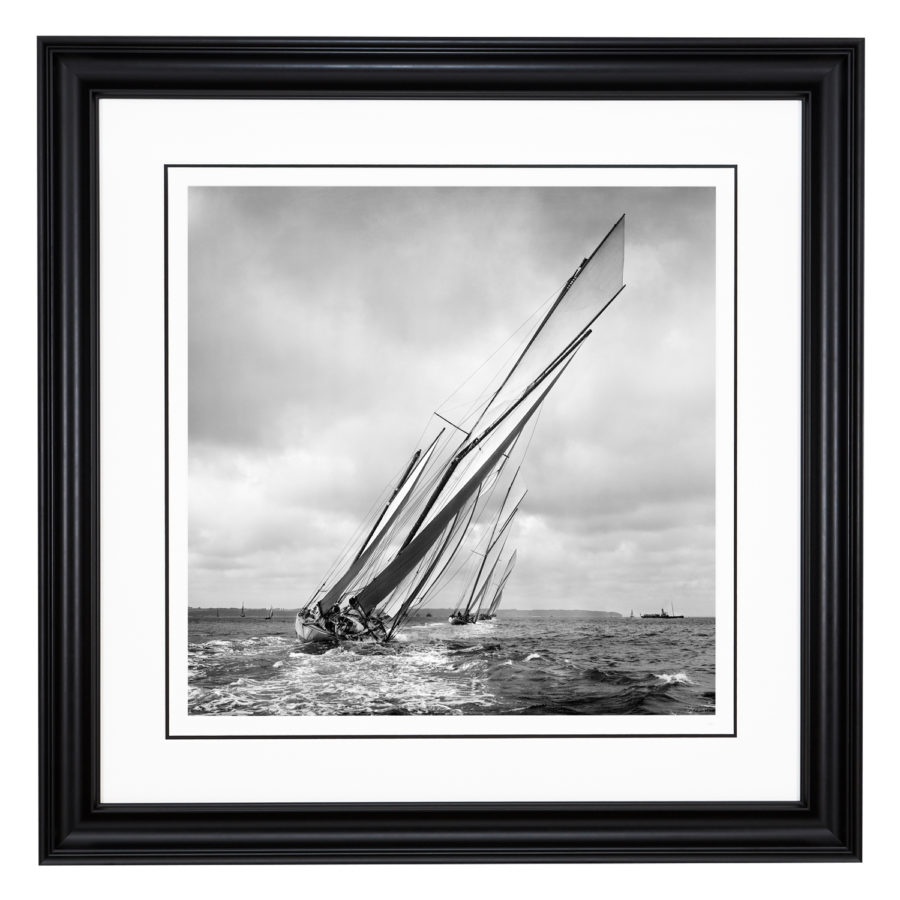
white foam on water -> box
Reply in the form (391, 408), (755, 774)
(654, 671), (694, 685)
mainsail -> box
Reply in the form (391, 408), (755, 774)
(294, 217), (626, 642)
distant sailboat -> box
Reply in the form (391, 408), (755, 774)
(240, 602), (245, 618)
(265, 606), (274, 620)
(478, 550), (517, 622)
(629, 609), (634, 618)
(450, 473), (524, 625)
(293, 217), (627, 643)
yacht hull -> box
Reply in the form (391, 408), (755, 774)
(294, 616), (333, 643)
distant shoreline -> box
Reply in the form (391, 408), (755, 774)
(188, 607), (714, 620)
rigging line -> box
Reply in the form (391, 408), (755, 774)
(431, 510), (506, 609)
(365, 459), (455, 575)
(439, 349), (524, 417)
(467, 217), (625, 437)
(354, 428), (445, 563)
(353, 448), (420, 563)
(431, 280), (563, 412)
(436, 320), (553, 419)
(517, 402), (544, 464)
(366, 439), (507, 595)
(442, 374), (540, 513)
(434, 412), (468, 435)
(419, 466), (508, 604)
(423, 548), (480, 602)
(400, 340), (571, 554)
(419, 424), (518, 541)
(443, 266), (623, 432)
(319, 427), (458, 603)
(313, 444), (423, 590)
(438, 329), (535, 414)
(465, 495), (523, 614)
(387, 512), (464, 636)
(427, 403), (537, 610)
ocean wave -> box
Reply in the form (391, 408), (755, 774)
(654, 671), (694, 685)
(585, 668), (641, 685)
(187, 615), (715, 716)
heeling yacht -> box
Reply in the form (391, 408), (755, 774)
(293, 217), (627, 644)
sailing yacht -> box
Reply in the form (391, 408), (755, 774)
(476, 551), (517, 622)
(294, 216), (627, 643)
(449, 475), (523, 625)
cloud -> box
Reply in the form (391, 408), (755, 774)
(187, 185), (718, 614)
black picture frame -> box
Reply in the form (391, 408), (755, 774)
(38, 37), (863, 863)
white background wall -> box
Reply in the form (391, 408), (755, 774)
(2, 1), (893, 895)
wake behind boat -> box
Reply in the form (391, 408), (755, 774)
(293, 216), (627, 644)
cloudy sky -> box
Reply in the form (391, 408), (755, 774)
(188, 184), (716, 615)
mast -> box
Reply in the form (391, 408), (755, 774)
(470, 554), (501, 620)
(354, 445), (423, 562)
(316, 429), (444, 615)
(400, 328), (589, 552)
(464, 491), (524, 616)
(350, 361), (570, 615)
(486, 550), (517, 616)
(297, 220), (627, 643)
(462, 469), (519, 614)
(385, 487), (482, 639)
(467, 213), (625, 437)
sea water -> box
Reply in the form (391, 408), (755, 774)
(187, 613), (715, 716)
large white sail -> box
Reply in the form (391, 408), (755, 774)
(315, 432), (442, 614)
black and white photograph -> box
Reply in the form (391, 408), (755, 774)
(28, 25), (868, 873)
(178, 175), (729, 721)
